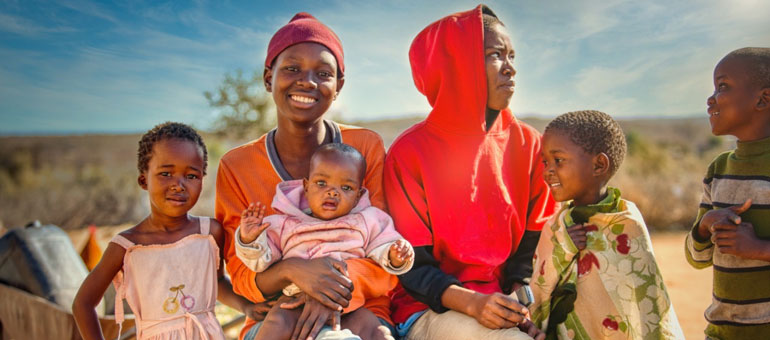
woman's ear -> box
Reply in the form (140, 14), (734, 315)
(593, 152), (610, 177)
(264, 66), (273, 93)
(138, 173), (148, 190)
(335, 76), (345, 100)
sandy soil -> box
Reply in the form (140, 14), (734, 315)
(651, 232), (710, 340)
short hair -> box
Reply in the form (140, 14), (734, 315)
(545, 110), (627, 176)
(482, 6), (504, 30)
(137, 122), (207, 175)
(311, 143), (366, 182)
(725, 47), (770, 89)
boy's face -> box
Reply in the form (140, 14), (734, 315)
(542, 130), (605, 206)
(139, 139), (204, 218)
(303, 153), (363, 220)
(707, 56), (762, 140)
(265, 42), (344, 127)
(484, 23), (516, 111)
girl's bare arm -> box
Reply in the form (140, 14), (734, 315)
(211, 218), (272, 320)
(72, 242), (126, 340)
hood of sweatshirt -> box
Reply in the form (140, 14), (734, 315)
(271, 179), (371, 221)
(385, 5), (557, 323)
(409, 4), (513, 135)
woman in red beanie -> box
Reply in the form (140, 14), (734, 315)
(384, 5), (555, 340)
(215, 13), (395, 340)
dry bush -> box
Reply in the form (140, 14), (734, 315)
(0, 135), (143, 229)
(0, 134), (247, 230)
(610, 123), (728, 230)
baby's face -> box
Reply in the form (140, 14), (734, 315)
(541, 130), (601, 206)
(303, 156), (363, 220)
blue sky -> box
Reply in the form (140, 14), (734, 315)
(1, 0), (768, 135)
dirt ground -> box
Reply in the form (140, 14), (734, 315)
(650, 232), (710, 340)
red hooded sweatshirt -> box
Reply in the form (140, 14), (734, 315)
(384, 5), (556, 323)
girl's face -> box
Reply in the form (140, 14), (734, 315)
(139, 139), (204, 218)
(542, 130), (603, 206)
(484, 23), (516, 111)
(265, 42), (344, 126)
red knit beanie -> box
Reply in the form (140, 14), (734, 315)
(265, 13), (345, 76)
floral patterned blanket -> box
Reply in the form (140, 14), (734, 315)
(530, 191), (683, 340)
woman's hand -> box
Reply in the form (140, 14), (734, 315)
(281, 293), (339, 340)
(468, 292), (529, 329)
(285, 257), (353, 311)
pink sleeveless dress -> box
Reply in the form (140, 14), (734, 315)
(111, 217), (225, 340)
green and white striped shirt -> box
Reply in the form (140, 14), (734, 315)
(685, 136), (770, 339)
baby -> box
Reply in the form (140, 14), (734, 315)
(235, 143), (413, 339)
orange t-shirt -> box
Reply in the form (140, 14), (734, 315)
(215, 121), (392, 337)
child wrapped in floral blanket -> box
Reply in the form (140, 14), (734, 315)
(530, 110), (683, 340)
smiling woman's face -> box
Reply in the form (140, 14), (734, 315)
(265, 42), (343, 126)
(484, 23), (516, 111)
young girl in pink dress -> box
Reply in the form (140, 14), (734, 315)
(73, 122), (258, 340)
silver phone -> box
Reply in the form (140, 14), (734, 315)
(515, 284), (534, 307)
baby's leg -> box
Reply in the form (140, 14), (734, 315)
(254, 304), (301, 340)
(341, 308), (395, 340)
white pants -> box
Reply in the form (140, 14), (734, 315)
(405, 309), (534, 340)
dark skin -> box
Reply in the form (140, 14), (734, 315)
(695, 55), (770, 261)
(438, 22), (544, 340)
(541, 130), (612, 251)
(253, 42), (389, 339)
(254, 294), (393, 340)
(72, 139), (259, 340)
(264, 42), (344, 180)
(564, 166), (609, 252)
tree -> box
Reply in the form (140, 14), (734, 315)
(204, 69), (274, 139)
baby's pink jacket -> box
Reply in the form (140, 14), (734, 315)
(235, 179), (411, 274)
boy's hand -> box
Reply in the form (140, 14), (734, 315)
(712, 221), (770, 261)
(698, 199), (752, 240)
(388, 239), (413, 268)
(567, 224), (587, 251)
(239, 202), (270, 244)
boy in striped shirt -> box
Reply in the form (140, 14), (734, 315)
(685, 47), (770, 339)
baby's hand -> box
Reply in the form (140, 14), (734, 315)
(388, 239), (413, 268)
(567, 224), (587, 251)
(239, 202), (270, 244)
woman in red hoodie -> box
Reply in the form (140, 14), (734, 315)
(384, 5), (556, 340)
